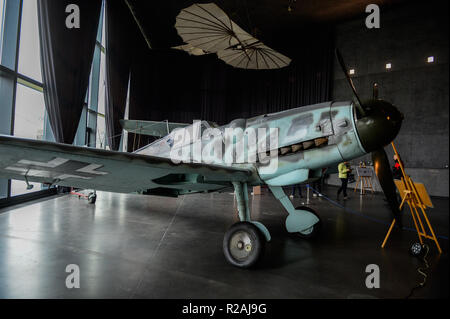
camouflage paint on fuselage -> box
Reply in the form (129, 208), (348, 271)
(135, 101), (367, 187)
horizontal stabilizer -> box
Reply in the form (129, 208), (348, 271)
(120, 119), (189, 137)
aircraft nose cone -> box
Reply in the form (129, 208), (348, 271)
(355, 100), (403, 153)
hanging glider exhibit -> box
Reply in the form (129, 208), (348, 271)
(0, 50), (404, 268)
(172, 2), (292, 69)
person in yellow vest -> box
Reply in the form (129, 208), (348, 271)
(337, 161), (351, 200)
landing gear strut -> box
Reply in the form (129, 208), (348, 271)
(268, 185), (321, 236)
(223, 182), (270, 268)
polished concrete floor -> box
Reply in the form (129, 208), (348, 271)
(0, 185), (448, 299)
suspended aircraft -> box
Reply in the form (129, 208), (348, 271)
(172, 2), (292, 69)
(0, 50), (403, 268)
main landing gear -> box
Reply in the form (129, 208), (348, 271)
(222, 183), (321, 268)
(223, 182), (270, 268)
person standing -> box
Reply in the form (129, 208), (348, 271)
(337, 162), (350, 200)
(392, 155), (403, 180)
(311, 178), (323, 197)
(290, 184), (303, 198)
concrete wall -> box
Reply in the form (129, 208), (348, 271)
(330, 1), (449, 197)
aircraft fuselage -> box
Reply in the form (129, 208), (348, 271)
(136, 101), (367, 188)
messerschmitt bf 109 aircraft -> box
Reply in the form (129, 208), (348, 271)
(0, 51), (403, 267)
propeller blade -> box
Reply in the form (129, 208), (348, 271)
(335, 49), (366, 116)
(372, 148), (402, 227)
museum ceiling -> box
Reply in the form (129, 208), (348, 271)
(126, 0), (410, 49)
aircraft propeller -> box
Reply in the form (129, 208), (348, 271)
(335, 49), (366, 117)
(335, 49), (403, 227)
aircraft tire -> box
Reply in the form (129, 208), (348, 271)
(294, 206), (321, 239)
(88, 193), (97, 204)
(223, 222), (264, 268)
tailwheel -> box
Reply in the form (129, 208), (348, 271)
(223, 222), (264, 268)
(88, 192), (97, 204)
(295, 206), (322, 239)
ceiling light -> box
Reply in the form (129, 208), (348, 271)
(427, 56), (434, 63)
(385, 63), (391, 70)
(349, 69), (355, 75)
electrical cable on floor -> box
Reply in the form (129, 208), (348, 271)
(303, 186), (439, 298)
(406, 244), (430, 299)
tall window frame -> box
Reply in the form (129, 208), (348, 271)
(0, 0), (106, 200)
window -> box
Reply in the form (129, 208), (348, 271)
(10, 179), (41, 196)
(0, 0), (5, 57)
(101, 6), (106, 48)
(1, 0), (106, 199)
(96, 50), (107, 149)
(10, 82), (46, 196)
(123, 81), (129, 152)
(96, 112), (106, 149)
(14, 82), (45, 139)
(18, 0), (42, 82)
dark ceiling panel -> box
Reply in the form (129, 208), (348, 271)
(126, 0), (409, 49)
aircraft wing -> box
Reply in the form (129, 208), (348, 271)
(0, 135), (254, 194)
(120, 119), (189, 137)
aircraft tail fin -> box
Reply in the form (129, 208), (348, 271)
(120, 119), (189, 137)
